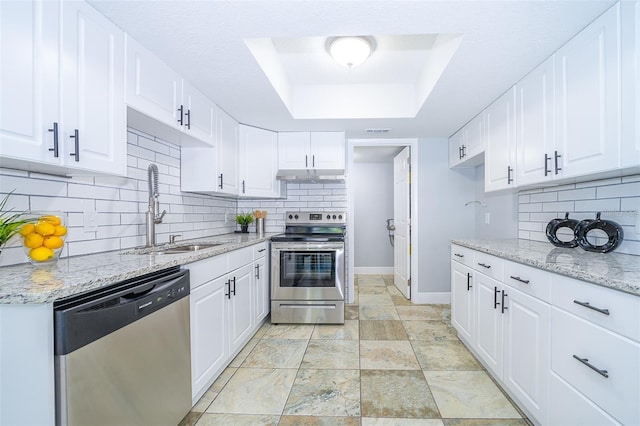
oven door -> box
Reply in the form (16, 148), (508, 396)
(271, 241), (344, 301)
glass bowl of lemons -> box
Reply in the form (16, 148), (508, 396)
(19, 213), (67, 264)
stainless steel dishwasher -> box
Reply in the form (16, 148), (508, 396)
(54, 266), (191, 426)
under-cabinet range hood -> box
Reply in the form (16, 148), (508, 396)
(276, 169), (345, 183)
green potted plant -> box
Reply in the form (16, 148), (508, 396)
(235, 212), (254, 233)
(0, 191), (31, 254)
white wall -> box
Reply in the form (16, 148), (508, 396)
(0, 128), (237, 266)
(417, 138), (476, 294)
(473, 166), (519, 239)
(351, 162), (394, 269)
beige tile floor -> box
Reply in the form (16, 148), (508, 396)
(181, 275), (530, 426)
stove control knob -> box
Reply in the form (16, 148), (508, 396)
(288, 214), (293, 219)
(326, 215), (331, 220)
(332, 215), (337, 219)
(338, 214), (343, 220)
(294, 214), (299, 219)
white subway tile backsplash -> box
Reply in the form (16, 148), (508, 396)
(30, 196), (95, 212)
(530, 192), (558, 203)
(0, 175), (67, 197)
(518, 176), (639, 256)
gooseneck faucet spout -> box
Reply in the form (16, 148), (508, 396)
(146, 164), (166, 247)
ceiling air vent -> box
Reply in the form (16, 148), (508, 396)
(365, 128), (391, 134)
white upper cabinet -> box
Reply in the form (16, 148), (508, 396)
(216, 107), (239, 195)
(125, 34), (215, 146)
(515, 58), (556, 186)
(239, 125), (282, 198)
(555, 3), (620, 179)
(0, 0), (126, 176)
(449, 113), (485, 168)
(278, 131), (345, 170)
(621, 0), (640, 168)
(485, 88), (517, 192)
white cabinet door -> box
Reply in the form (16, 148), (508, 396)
(278, 132), (311, 169)
(0, 0), (59, 165)
(555, 3), (620, 178)
(228, 264), (253, 354)
(449, 129), (464, 167)
(61, 1), (126, 175)
(190, 275), (229, 402)
(253, 256), (269, 324)
(620, 0), (640, 169)
(451, 261), (474, 343)
(503, 285), (551, 425)
(485, 88), (516, 192)
(475, 272), (504, 379)
(182, 81), (215, 145)
(516, 58), (556, 186)
(310, 132), (345, 169)
(216, 107), (239, 195)
(125, 35), (181, 128)
(465, 114), (484, 160)
(239, 125), (280, 198)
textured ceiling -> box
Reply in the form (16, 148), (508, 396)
(88, 0), (616, 139)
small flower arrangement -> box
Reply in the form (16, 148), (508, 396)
(235, 212), (254, 233)
(0, 191), (31, 251)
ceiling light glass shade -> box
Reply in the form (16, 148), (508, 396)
(329, 37), (372, 68)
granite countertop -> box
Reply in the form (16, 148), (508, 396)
(0, 233), (276, 305)
(451, 239), (640, 297)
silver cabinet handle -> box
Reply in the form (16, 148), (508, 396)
(501, 290), (508, 314)
(218, 173), (223, 189)
(509, 276), (530, 284)
(544, 153), (551, 176)
(225, 279), (231, 299)
(255, 264), (260, 279)
(554, 150), (562, 174)
(48, 122), (59, 157)
(312, 155), (315, 167)
(572, 355), (609, 378)
(454, 253), (464, 258)
(494, 286), (500, 309)
(573, 300), (610, 316)
(185, 109), (191, 129)
(478, 262), (491, 269)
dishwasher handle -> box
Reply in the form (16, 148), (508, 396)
(54, 268), (190, 355)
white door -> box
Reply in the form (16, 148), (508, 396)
(239, 125), (279, 197)
(393, 147), (411, 299)
(451, 261), (474, 342)
(310, 132), (345, 169)
(182, 80), (215, 145)
(216, 107), (239, 195)
(227, 264), (253, 353)
(485, 88), (517, 192)
(278, 132), (311, 169)
(475, 273), (504, 379)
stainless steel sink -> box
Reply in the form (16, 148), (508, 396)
(156, 243), (224, 254)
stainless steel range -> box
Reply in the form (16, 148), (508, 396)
(270, 211), (346, 324)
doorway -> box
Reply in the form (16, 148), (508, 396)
(346, 138), (419, 304)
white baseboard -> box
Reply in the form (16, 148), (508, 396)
(354, 267), (394, 275)
(411, 292), (451, 304)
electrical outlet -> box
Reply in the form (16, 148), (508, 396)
(84, 210), (99, 232)
(484, 212), (491, 225)
(225, 212), (229, 224)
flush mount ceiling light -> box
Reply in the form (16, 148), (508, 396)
(328, 36), (373, 68)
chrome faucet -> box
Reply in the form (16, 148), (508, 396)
(146, 164), (166, 247)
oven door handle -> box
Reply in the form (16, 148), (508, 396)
(272, 244), (344, 251)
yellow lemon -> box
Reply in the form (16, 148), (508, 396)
(24, 233), (44, 248)
(43, 236), (64, 250)
(19, 223), (35, 236)
(35, 222), (55, 236)
(29, 246), (55, 262)
(40, 215), (61, 226)
(53, 225), (67, 236)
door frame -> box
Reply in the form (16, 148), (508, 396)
(346, 138), (419, 304)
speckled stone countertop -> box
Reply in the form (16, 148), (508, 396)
(451, 239), (640, 297)
(0, 233), (276, 305)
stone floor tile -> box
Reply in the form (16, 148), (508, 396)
(397, 305), (450, 321)
(358, 275), (387, 286)
(283, 369), (360, 417)
(442, 419), (529, 426)
(179, 411), (202, 426)
(311, 320), (359, 340)
(361, 370), (440, 418)
(253, 321), (271, 339)
(359, 305), (400, 320)
(191, 389), (217, 413)
(360, 320), (408, 340)
(206, 368), (296, 415)
(208, 367), (237, 392)
(359, 286), (389, 295)
(391, 294), (413, 306)
(362, 418), (445, 426)
(412, 340), (481, 371)
(241, 339), (307, 368)
(425, 371), (522, 419)
(195, 413), (279, 425)
(403, 320), (459, 341)
(263, 323), (314, 339)
(279, 416), (360, 425)
(345, 306), (359, 320)
(301, 340), (360, 369)
(359, 293), (394, 305)
(229, 339), (258, 367)
(360, 340), (420, 370)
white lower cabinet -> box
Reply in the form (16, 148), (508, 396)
(451, 244), (639, 426)
(253, 243), (270, 324)
(187, 242), (270, 404)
